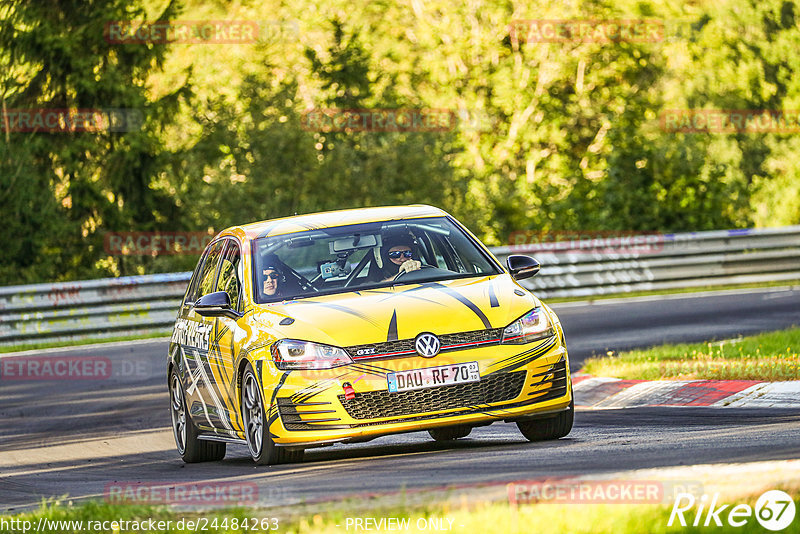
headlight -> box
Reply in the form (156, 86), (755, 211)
(271, 339), (353, 370)
(502, 308), (555, 344)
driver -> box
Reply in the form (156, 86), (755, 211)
(380, 234), (422, 282)
(262, 264), (284, 298)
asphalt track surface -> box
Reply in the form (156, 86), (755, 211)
(1, 287), (799, 512)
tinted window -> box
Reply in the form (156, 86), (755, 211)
(196, 240), (226, 299)
(252, 217), (500, 303)
(216, 239), (242, 309)
(184, 258), (204, 305)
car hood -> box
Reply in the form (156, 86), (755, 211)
(249, 275), (539, 347)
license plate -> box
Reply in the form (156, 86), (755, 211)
(387, 361), (480, 393)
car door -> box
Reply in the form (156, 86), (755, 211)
(179, 239), (225, 432)
(205, 238), (245, 437)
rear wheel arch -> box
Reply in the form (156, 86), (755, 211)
(166, 344), (182, 387)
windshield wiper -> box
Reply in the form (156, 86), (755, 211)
(388, 272), (487, 287)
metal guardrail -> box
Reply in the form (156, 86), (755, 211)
(492, 225), (800, 298)
(1, 226), (799, 346)
(0, 272), (190, 346)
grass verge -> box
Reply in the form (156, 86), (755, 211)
(1, 491), (798, 534)
(582, 327), (800, 380)
(0, 332), (169, 354)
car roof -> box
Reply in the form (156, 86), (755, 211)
(224, 205), (449, 240)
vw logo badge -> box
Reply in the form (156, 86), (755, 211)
(415, 332), (441, 358)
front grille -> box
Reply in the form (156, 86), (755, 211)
(347, 339), (415, 358)
(345, 327), (504, 360)
(441, 328), (504, 346)
(337, 371), (526, 420)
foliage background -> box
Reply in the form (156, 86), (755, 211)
(1, 0), (799, 284)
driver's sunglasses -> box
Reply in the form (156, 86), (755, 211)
(388, 250), (413, 259)
(263, 272), (280, 280)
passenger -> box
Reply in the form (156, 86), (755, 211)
(380, 234), (422, 282)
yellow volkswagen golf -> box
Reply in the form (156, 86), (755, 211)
(168, 205), (573, 464)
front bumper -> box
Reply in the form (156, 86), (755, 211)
(260, 327), (572, 446)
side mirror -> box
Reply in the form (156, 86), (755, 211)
(506, 255), (540, 280)
(194, 291), (241, 320)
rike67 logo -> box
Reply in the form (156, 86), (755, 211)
(669, 490), (796, 531)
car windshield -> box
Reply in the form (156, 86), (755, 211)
(252, 216), (501, 303)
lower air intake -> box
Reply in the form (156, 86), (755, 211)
(338, 371), (526, 420)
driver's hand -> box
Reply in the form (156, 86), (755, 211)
(399, 259), (421, 274)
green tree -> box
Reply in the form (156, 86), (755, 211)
(0, 0), (190, 282)
(185, 22), (467, 230)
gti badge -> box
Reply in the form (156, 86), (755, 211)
(415, 332), (441, 358)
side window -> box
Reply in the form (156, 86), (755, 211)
(216, 240), (242, 309)
(197, 240), (226, 299)
(184, 257), (205, 305)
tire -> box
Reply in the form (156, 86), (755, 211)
(170, 368), (226, 463)
(428, 424), (472, 442)
(516, 398), (574, 442)
(241, 363), (304, 465)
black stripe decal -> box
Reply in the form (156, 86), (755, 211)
(424, 282), (492, 329)
(269, 371), (291, 407)
(488, 282), (499, 307)
(387, 310), (398, 341)
(292, 372), (351, 403)
(490, 337), (558, 373)
(492, 336), (555, 366)
(370, 287), (449, 307)
(291, 300), (381, 328)
(385, 293), (449, 307)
